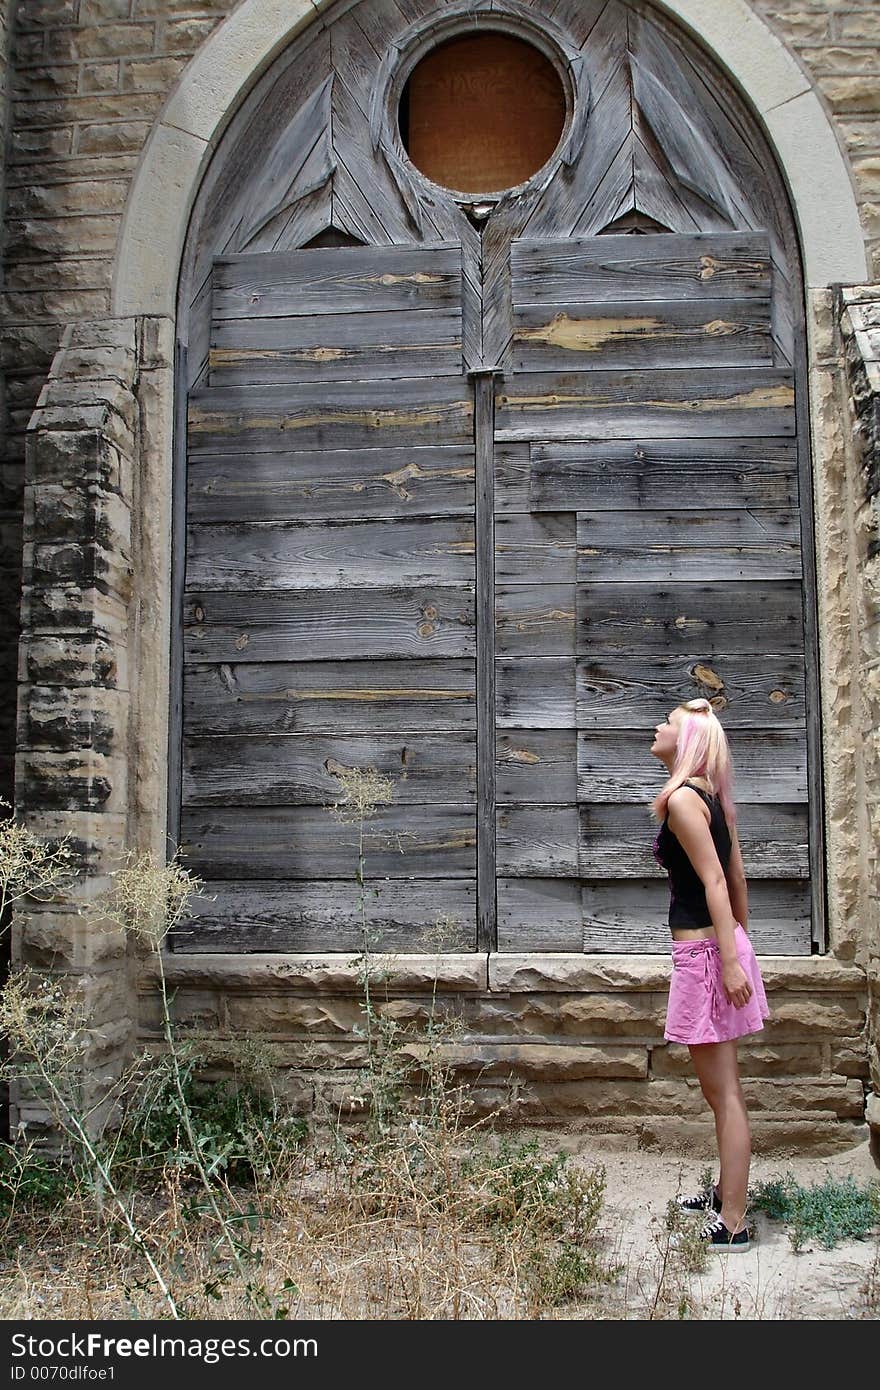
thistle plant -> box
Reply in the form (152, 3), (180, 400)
(88, 849), (277, 1311)
(0, 796), (76, 930)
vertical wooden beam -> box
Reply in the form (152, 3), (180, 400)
(470, 368), (501, 952)
(793, 306), (828, 952)
(166, 341), (187, 888)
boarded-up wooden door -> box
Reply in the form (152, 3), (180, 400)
(494, 230), (810, 954)
(176, 242), (480, 952)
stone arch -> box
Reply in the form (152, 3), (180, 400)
(113, 0), (868, 319)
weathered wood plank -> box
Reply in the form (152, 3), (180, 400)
(187, 444), (475, 523)
(474, 372), (497, 952)
(185, 517), (475, 590)
(497, 876), (583, 952)
(579, 803), (809, 878)
(496, 656), (576, 728)
(576, 510), (802, 582)
(496, 729), (578, 804)
(495, 586), (576, 657)
(212, 243), (462, 319)
(577, 729), (807, 803)
(180, 804), (476, 878)
(575, 654), (806, 728)
(510, 231), (772, 303)
(529, 439), (798, 511)
(182, 732), (476, 805)
(188, 378), (474, 453)
(581, 878), (812, 954)
(495, 512), (577, 584)
(494, 367), (794, 441)
(209, 307), (463, 385)
(183, 587), (476, 663)
(496, 804), (580, 877)
(182, 658), (476, 733)
(173, 880), (477, 953)
(519, 58), (632, 241)
(577, 580), (806, 654)
(512, 297), (773, 371)
(493, 442), (532, 513)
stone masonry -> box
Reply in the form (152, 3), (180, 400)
(1, 2), (879, 1153)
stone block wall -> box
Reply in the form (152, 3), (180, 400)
(839, 286), (880, 1155)
(3, 2), (879, 1151)
(137, 952), (868, 1153)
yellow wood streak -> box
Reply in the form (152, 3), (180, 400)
(692, 663), (724, 690)
(209, 342), (461, 367)
(380, 458), (474, 499)
(698, 255), (766, 280)
(365, 272), (448, 285)
(506, 748), (541, 765)
(515, 312), (664, 351)
(189, 402), (474, 432)
(497, 384), (792, 411)
(238, 688), (473, 702)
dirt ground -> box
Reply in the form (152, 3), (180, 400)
(530, 1129), (880, 1319)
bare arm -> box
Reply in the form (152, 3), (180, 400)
(667, 789), (752, 1008)
(725, 822), (749, 934)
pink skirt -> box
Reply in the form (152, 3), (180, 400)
(664, 924), (770, 1045)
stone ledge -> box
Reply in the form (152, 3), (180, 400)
(141, 952), (489, 993)
(489, 954), (867, 993)
(138, 951), (867, 996)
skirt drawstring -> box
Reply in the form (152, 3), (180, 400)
(703, 946), (724, 1019)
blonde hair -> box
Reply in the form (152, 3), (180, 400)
(650, 697), (737, 828)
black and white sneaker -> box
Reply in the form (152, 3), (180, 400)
(699, 1213), (751, 1253)
(675, 1183), (722, 1216)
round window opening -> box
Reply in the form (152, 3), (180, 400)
(399, 31), (567, 195)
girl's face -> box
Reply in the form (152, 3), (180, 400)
(650, 708), (682, 761)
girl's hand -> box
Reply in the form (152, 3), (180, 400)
(722, 959), (753, 1009)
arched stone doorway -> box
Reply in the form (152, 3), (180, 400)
(163, 0), (826, 957)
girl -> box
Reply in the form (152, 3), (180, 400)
(650, 696), (769, 1252)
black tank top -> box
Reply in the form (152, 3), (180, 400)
(652, 781), (732, 930)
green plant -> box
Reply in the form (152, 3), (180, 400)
(108, 1042), (307, 1188)
(750, 1172), (880, 1251)
(0, 1139), (77, 1212)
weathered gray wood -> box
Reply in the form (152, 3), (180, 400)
(512, 297), (773, 371)
(582, 878), (812, 954)
(234, 73), (336, 253)
(579, 803), (809, 878)
(496, 804), (580, 877)
(182, 658), (476, 734)
(510, 231), (772, 303)
(473, 372), (498, 952)
(493, 442), (532, 513)
(183, 588), (476, 664)
(574, 137), (641, 238)
(577, 580), (806, 654)
(188, 378), (474, 454)
(173, 879), (477, 954)
(209, 308), (463, 385)
(496, 656), (576, 727)
(496, 729), (578, 804)
(180, 804), (476, 879)
(212, 243), (463, 319)
(529, 439), (798, 512)
(577, 729), (808, 803)
(495, 586), (576, 657)
(521, 59), (632, 240)
(167, 342), (188, 865)
(494, 512), (577, 584)
(497, 876), (583, 952)
(576, 510), (802, 582)
(575, 654), (806, 729)
(187, 444), (474, 523)
(182, 732), (476, 805)
(494, 367), (794, 441)
(185, 517), (475, 590)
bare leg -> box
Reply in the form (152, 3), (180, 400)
(687, 1040), (750, 1233)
